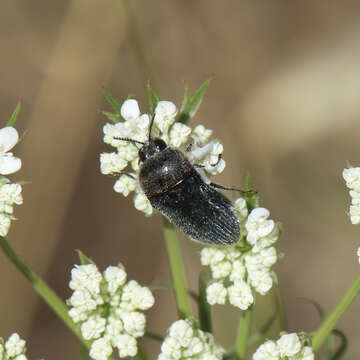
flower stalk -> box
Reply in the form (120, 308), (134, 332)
(312, 271), (360, 352)
(0, 236), (88, 347)
(198, 272), (212, 333)
(162, 217), (192, 319)
(235, 307), (253, 360)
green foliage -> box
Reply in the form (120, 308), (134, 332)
(147, 82), (159, 113)
(101, 87), (126, 122)
(178, 79), (212, 124)
(326, 329), (347, 360)
(244, 174), (259, 211)
(77, 250), (95, 265)
(6, 102), (21, 126)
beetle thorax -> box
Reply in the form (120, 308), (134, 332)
(139, 147), (193, 198)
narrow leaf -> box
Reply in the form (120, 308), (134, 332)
(247, 303), (279, 346)
(178, 79), (212, 124)
(329, 329), (347, 360)
(77, 250), (95, 265)
(147, 82), (159, 113)
(102, 111), (124, 123)
(7, 102), (21, 127)
(101, 87), (125, 122)
(301, 297), (325, 319)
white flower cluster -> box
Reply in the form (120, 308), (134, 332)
(0, 177), (23, 236)
(100, 99), (225, 216)
(0, 333), (28, 360)
(158, 319), (225, 360)
(343, 167), (360, 225)
(67, 263), (154, 360)
(253, 333), (314, 360)
(201, 199), (280, 309)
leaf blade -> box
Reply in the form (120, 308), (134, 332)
(7, 102), (21, 127)
(178, 79), (212, 124)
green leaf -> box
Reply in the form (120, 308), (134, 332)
(77, 250), (95, 265)
(101, 87), (121, 113)
(7, 102), (21, 127)
(101, 87), (125, 122)
(147, 82), (159, 113)
(178, 79), (212, 124)
(328, 329), (347, 360)
(301, 298), (325, 319)
(102, 111), (124, 123)
(247, 302), (279, 346)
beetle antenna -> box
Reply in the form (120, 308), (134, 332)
(113, 137), (145, 146)
(148, 113), (156, 141)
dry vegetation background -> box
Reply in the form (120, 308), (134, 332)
(1, 0), (360, 359)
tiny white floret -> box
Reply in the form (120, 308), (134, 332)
(276, 333), (301, 357)
(89, 337), (113, 360)
(206, 281), (227, 305)
(5, 333), (26, 357)
(0, 127), (22, 175)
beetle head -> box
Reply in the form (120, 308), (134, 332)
(138, 138), (167, 162)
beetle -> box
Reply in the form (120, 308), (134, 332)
(116, 115), (243, 246)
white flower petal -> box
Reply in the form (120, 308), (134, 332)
(121, 99), (141, 121)
(0, 127), (19, 152)
(0, 156), (21, 175)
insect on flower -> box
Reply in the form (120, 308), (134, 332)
(116, 114), (250, 246)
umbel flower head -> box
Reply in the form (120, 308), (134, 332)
(0, 333), (28, 360)
(343, 166), (360, 224)
(252, 332), (314, 360)
(100, 97), (225, 216)
(158, 319), (225, 360)
(201, 198), (280, 309)
(67, 261), (154, 360)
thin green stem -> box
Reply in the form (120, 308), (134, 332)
(162, 217), (192, 319)
(235, 308), (253, 360)
(136, 344), (148, 360)
(312, 271), (360, 352)
(198, 272), (212, 333)
(145, 331), (164, 342)
(78, 343), (87, 360)
(0, 236), (88, 346)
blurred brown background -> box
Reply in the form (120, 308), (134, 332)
(1, 0), (360, 358)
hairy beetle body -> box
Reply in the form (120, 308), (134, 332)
(139, 146), (240, 246)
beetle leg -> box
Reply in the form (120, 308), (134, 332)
(210, 182), (257, 195)
(194, 154), (222, 168)
(185, 143), (193, 152)
(108, 172), (136, 180)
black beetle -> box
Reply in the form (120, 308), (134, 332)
(117, 115), (241, 246)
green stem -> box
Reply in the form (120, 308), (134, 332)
(136, 344), (148, 360)
(235, 308), (253, 360)
(0, 236), (88, 347)
(162, 217), (192, 319)
(145, 331), (164, 342)
(198, 272), (212, 333)
(312, 271), (360, 352)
